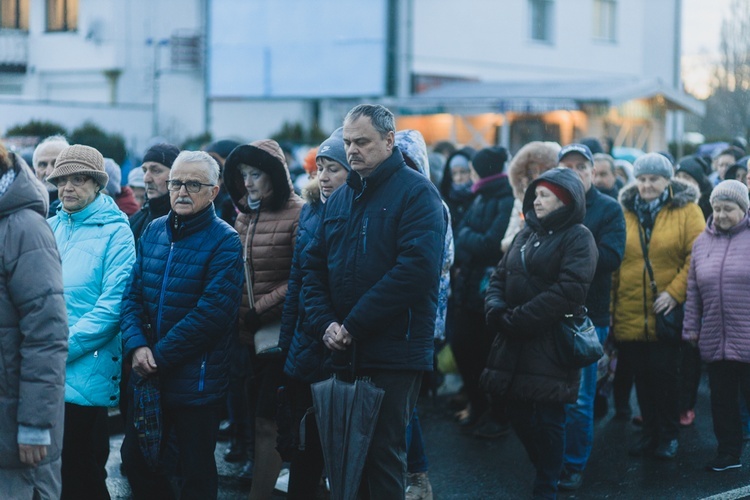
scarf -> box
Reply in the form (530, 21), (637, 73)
(634, 189), (669, 242)
(449, 182), (473, 203)
(0, 168), (16, 198)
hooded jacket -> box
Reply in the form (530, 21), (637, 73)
(280, 180), (331, 383)
(612, 180), (705, 342)
(0, 155), (68, 469)
(481, 167), (598, 403)
(224, 139), (304, 344)
(303, 146), (447, 371)
(439, 147), (476, 229)
(683, 214), (750, 363)
(49, 193), (136, 407)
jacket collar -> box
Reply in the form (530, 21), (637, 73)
(346, 146), (405, 196)
(147, 193), (172, 218)
(706, 213), (750, 236)
(166, 204), (216, 241)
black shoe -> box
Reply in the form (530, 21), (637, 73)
(237, 460), (254, 486)
(706, 454), (741, 472)
(628, 435), (657, 457)
(558, 470), (584, 491)
(654, 439), (679, 460)
(472, 418), (511, 440)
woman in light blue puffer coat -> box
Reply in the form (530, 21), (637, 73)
(47, 145), (135, 500)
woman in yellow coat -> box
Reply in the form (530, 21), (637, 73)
(612, 153), (705, 460)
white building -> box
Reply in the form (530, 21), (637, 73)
(0, 0), (702, 155)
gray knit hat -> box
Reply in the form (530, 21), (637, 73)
(47, 145), (108, 189)
(710, 179), (749, 213)
(316, 127), (350, 171)
(104, 158), (122, 195)
(633, 152), (674, 179)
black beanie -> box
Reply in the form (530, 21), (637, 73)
(472, 146), (509, 179)
(143, 143), (180, 168)
(203, 140), (240, 160)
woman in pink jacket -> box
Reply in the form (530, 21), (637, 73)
(684, 180), (750, 473)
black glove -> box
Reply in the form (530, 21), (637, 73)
(499, 311), (515, 335)
(485, 307), (505, 332)
(244, 310), (262, 335)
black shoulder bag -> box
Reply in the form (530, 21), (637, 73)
(637, 224), (684, 342)
(521, 235), (602, 369)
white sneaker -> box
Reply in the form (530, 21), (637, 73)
(405, 472), (433, 500)
(274, 468), (290, 493)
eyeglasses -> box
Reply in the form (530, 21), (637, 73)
(53, 175), (90, 187)
(167, 180), (215, 193)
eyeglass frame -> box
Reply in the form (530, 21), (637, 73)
(167, 179), (216, 193)
(52, 174), (93, 188)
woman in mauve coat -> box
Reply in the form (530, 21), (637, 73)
(683, 180), (750, 472)
(482, 167), (597, 500)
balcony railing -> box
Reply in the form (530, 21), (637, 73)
(0, 30), (28, 72)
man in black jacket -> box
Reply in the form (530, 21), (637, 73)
(303, 104), (446, 498)
(558, 143), (626, 491)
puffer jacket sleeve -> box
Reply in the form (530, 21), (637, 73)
(343, 183), (446, 340)
(303, 207), (341, 336)
(455, 196), (513, 265)
(6, 211), (68, 430)
(510, 227), (598, 333)
(68, 225), (135, 363)
(594, 201), (625, 276)
(278, 220), (305, 352)
(682, 234), (704, 342)
(120, 240), (149, 358)
(152, 232), (244, 370)
(664, 203), (705, 303)
(485, 248), (510, 314)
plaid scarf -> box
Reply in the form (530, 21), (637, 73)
(634, 189), (669, 242)
(0, 168), (16, 198)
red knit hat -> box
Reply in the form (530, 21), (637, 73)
(536, 180), (572, 206)
(303, 147), (318, 174)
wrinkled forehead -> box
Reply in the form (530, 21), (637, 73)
(35, 143), (66, 163)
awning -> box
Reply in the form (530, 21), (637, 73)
(387, 78), (705, 117)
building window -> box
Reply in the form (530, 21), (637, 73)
(1, 0), (29, 30)
(529, 0), (554, 42)
(593, 0), (616, 41)
(46, 0), (77, 32)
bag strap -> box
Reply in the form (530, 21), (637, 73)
(637, 223), (659, 298)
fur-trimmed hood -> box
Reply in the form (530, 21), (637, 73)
(619, 178), (700, 213)
(508, 141), (561, 200)
(224, 139), (295, 213)
(302, 177), (321, 204)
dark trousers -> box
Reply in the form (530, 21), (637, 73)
(358, 370), (422, 499)
(621, 341), (682, 443)
(612, 340), (636, 415)
(61, 403), (111, 500)
(507, 400), (566, 500)
(707, 360), (750, 459)
(122, 404), (221, 500)
(680, 341), (702, 412)
(286, 379), (325, 499)
(452, 309), (492, 416)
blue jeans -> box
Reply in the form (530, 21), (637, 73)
(406, 407), (429, 473)
(563, 326), (608, 473)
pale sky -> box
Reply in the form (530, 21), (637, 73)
(681, 0), (732, 98)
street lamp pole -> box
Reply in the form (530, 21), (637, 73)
(146, 38), (170, 138)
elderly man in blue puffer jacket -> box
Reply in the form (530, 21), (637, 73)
(120, 150), (243, 500)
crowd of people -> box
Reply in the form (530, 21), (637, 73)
(2, 103), (750, 500)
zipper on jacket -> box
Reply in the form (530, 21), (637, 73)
(156, 242), (175, 339)
(361, 217), (369, 255)
(198, 353), (207, 392)
(406, 308), (412, 340)
(718, 238), (731, 356)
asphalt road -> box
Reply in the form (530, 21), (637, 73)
(105, 372), (750, 499)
